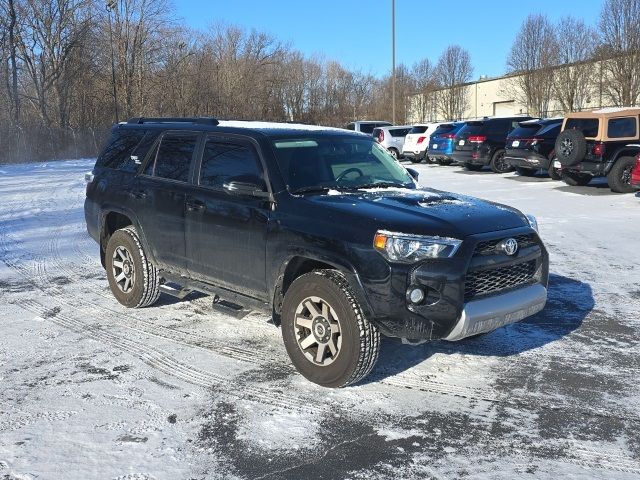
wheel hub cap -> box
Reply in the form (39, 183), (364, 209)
(112, 246), (135, 293)
(294, 296), (342, 366)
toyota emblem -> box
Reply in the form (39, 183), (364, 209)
(500, 238), (519, 256)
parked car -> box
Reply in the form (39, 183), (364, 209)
(452, 116), (534, 172)
(373, 125), (412, 159)
(346, 120), (393, 135)
(504, 118), (563, 179)
(631, 152), (640, 189)
(402, 123), (443, 163)
(554, 108), (640, 193)
(85, 117), (548, 388)
(427, 122), (466, 165)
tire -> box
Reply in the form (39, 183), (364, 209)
(425, 155), (436, 164)
(489, 149), (512, 173)
(562, 172), (592, 187)
(548, 156), (562, 180)
(105, 226), (160, 308)
(437, 158), (452, 166)
(555, 129), (587, 167)
(515, 167), (537, 177)
(464, 163), (483, 171)
(607, 156), (637, 193)
(281, 270), (380, 388)
(388, 148), (399, 160)
(410, 157), (422, 164)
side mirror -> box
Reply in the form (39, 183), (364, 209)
(223, 179), (270, 198)
(406, 168), (419, 181)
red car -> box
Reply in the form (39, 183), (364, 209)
(632, 153), (640, 189)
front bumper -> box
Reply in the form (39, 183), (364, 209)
(442, 284), (547, 341)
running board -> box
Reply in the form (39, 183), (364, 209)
(159, 283), (193, 299)
(158, 271), (271, 316)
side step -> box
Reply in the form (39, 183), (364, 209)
(159, 282), (193, 300)
(211, 295), (252, 319)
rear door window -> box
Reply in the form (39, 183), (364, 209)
(146, 131), (199, 182)
(97, 129), (145, 170)
(607, 117), (637, 138)
(359, 124), (376, 134)
(199, 139), (263, 189)
(565, 118), (599, 138)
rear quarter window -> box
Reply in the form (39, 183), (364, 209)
(607, 117), (637, 138)
(390, 128), (409, 137)
(408, 126), (428, 134)
(96, 129), (145, 170)
(359, 124), (376, 134)
(565, 118), (599, 138)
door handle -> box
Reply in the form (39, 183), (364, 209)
(186, 200), (205, 212)
(131, 190), (147, 199)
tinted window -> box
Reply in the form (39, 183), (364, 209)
(409, 126), (428, 134)
(608, 117), (637, 138)
(359, 124), (376, 134)
(565, 118), (599, 138)
(346, 123), (355, 130)
(97, 129), (145, 170)
(508, 124), (541, 138)
(485, 120), (509, 135)
(199, 140), (263, 189)
(390, 128), (410, 137)
(539, 123), (561, 137)
(458, 123), (483, 137)
(148, 132), (199, 182)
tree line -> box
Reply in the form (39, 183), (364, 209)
(0, 0), (637, 163)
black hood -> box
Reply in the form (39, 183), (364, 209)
(303, 187), (529, 239)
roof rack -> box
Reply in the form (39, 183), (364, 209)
(126, 117), (219, 126)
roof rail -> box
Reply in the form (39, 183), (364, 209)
(126, 117), (219, 126)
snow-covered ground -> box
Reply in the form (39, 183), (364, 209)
(0, 158), (639, 480)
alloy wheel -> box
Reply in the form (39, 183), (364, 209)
(294, 296), (342, 366)
(112, 245), (136, 293)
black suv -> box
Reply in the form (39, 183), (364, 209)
(554, 109), (640, 193)
(85, 118), (549, 387)
(504, 118), (563, 179)
(452, 116), (534, 173)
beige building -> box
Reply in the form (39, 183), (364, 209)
(407, 65), (609, 123)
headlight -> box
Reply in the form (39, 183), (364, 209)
(373, 230), (462, 263)
(526, 214), (539, 232)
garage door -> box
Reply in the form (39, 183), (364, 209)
(493, 101), (515, 117)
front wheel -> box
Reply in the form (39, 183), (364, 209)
(281, 270), (380, 388)
(607, 156), (636, 193)
(105, 226), (160, 308)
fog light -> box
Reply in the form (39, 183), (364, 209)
(408, 287), (425, 304)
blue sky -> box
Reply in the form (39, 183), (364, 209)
(174, 0), (603, 79)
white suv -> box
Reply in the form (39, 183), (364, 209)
(346, 120), (393, 135)
(372, 125), (412, 159)
(402, 123), (444, 163)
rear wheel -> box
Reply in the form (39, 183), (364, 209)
(490, 149), (512, 173)
(549, 166), (562, 180)
(437, 158), (452, 166)
(562, 172), (592, 187)
(388, 148), (399, 160)
(464, 163), (484, 171)
(516, 167), (537, 177)
(607, 156), (636, 193)
(105, 226), (160, 308)
(281, 270), (380, 388)
(410, 157), (422, 164)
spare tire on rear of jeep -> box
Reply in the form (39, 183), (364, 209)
(555, 129), (587, 167)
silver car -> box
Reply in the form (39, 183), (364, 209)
(346, 120), (393, 135)
(372, 125), (412, 159)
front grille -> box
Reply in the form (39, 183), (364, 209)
(474, 234), (537, 256)
(464, 260), (537, 301)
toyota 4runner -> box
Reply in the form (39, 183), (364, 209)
(85, 118), (549, 388)
(554, 107), (640, 193)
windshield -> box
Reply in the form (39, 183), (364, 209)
(271, 136), (415, 193)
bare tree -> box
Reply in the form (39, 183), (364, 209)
(553, 17), (598, 112)
(435, 45), (473, 121)
(506, 14), (558, 117)
(0, 0), (21, 125)
(598, 0), (640, 106)
(411, 58), (437, 121)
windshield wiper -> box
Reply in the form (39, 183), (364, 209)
(291, 185), (331, 195)
(350, 182), (412, 190)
